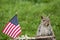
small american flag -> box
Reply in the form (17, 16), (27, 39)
(3, 14), (21, 38)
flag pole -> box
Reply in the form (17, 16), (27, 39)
(11, 12), (18, 40)
(16, 12), (18, 14)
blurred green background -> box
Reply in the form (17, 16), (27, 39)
(0, 0), (60, 40)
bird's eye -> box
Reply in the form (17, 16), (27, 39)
(43, 20), (45, 21)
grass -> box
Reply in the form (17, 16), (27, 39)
(0, 0), (60, 40)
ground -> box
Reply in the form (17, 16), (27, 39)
(0, 0), (60, 40)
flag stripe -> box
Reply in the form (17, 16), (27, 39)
(11, 26), (19, 36)
(8, 25), (16, 35)
(5, 24), (13, 34)
(9, 25), (19, 36)
(7, 25), (15, 35)
(11, 27), (20, 37)
(3, 22), (11, 33)
(16, 30), (21, 37)
(4, 23), (12, 34)
(13, 29), (21, 38)
(7, 24), (14, 35)
(14, 30), (21, 38)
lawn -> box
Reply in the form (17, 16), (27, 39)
(0, 0), (60, 40)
